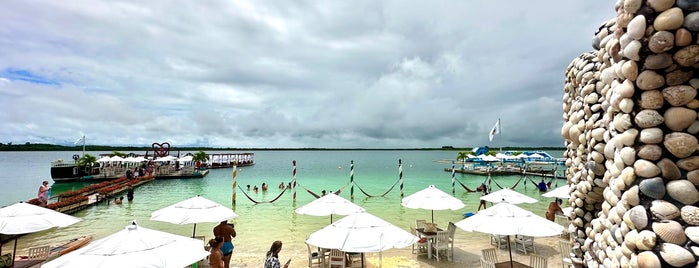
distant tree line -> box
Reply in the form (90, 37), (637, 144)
(0, 143), (565, 151)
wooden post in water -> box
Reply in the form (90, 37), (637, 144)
(451, 161), (456, 194)
(232, 161), (237, 205)
(350, 160), (355, 200)
(292, 160), (297, 202)
(399, 159), (404, 197)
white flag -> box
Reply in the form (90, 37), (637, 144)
(74, 135), (85, 145)
(488, 119), (500, 142)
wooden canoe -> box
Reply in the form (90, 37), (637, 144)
(49, 235), (92, 257)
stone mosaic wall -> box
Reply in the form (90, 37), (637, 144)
(563, 0), (699, 267)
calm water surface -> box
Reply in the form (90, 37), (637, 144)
(0, 150), (565, 261)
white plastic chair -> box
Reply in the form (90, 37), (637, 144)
(490, 234), (508, 249)
(481, 248), (498, 263)
(515, 235), (535, 254)
(560, 240), (573, 268)
(306, 242), (324, 267)
(416, 219), (426, 230)
(480, 258), (496, 268)
(529, 254), (547, 268)
(410, 226), (428, 255)
(431, 231), (452, 261)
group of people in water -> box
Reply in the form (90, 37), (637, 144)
(246, 182), (291, 193)
(112, 185), (134, 205)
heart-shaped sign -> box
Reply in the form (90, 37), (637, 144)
(152, 142), (171, 157)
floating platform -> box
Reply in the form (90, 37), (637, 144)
(445, 167), (562, 178)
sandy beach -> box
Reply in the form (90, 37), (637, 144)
(203, 233), (566, 268)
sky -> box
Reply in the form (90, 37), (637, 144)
(0, 1), (617, 149)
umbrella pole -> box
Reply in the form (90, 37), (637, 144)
(192, 223), (197, 238)
(507, 235), (513, 268)
(11, 237), (17, 266)
(431, 210), (434, 223)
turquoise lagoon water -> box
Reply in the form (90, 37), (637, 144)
(0, 150), (565, 263)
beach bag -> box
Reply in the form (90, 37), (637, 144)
(0, 253), (11, 268)
(423, 222), (438, 233)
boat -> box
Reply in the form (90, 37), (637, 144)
(10, 235), (91, 266)
(50, 142), (222, 183)
(50, 155), (102, 182)
(201, 152), (255, 169)
(49, 235), (92, 257)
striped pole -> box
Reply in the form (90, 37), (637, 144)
(554, 160), (559, 187)
(232, 161), (237, 205)
(292, 160), (297, 202)
(399, 159), (404, 197)
(350, 160), (355, 200)
(451, 161), (456, 194)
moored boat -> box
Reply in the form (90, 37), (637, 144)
(50, 156), (102, 183)
(49, 235), (92, 257)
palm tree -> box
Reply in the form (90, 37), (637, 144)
(77, 154), (98, 175)
(111, 151), (127, 158)
(457, 152), (470, 169)
(192, 151), (208, 169)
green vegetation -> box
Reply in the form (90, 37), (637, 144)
(77, 154), (97, 168)
(111, 151), (127, 158)
(192, 151), (208, 163)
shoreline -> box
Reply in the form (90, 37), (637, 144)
(195, 233), (566, 267)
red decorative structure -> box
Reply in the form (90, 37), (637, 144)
(152, 142), (171, 157)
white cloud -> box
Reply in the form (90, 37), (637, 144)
(0, 0), (616, 148)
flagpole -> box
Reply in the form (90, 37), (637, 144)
(499, 118), (502, 152)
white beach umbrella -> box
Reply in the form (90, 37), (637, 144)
(401, 185), (465, 222)
(177, 156), (193, 162)
(154, 155), (176, 162)
(0, 202), (81, 266)
(42, 221), (209, 268)
(478, 155), (500, 162)
(481, 188), (537, 204)
(306, 211), (418, 253)
(96, 157), (112, 163)
(0, 202), (81, 235)
(109, 156), (125, 162)
(295, 193), (365, 223)
(122, 157), (139, 163)
(150, 195), (238, 237)
(542, 184), (571, 199)
(455, 202), (564, 268)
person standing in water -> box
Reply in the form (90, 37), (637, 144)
(38, 180), (51, 207)
(213, 220), (236, 268)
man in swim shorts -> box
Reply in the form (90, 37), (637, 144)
(213, 220), (236, 268)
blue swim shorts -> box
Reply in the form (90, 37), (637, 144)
(221, 241), (234, 256)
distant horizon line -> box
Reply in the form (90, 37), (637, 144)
(0, 143), (565, 151)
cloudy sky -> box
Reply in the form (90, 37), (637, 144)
(0, 1), (616, 149)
